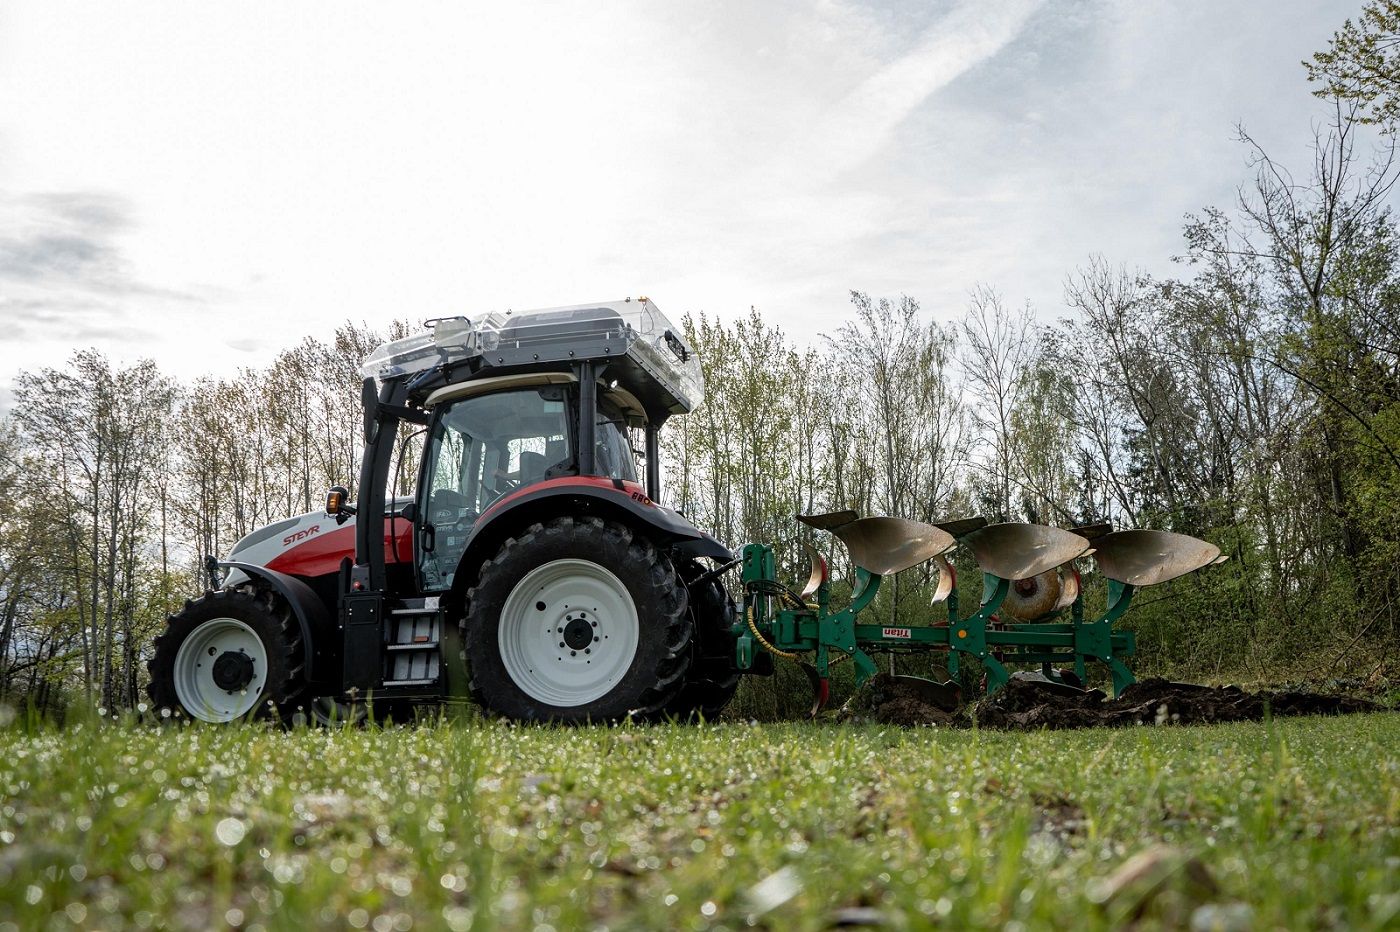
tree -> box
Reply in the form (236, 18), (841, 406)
(960, 287), (1034, 521)
(1307, 1), (1400, 130)
(11, 353), (176, 708)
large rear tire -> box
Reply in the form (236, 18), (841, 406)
(147, 586), (305, 722)
(662, 565), (741, 721)
(462, 517), (692, 723)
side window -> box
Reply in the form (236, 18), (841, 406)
(428, 429), (467, 500)
(595, 397), (640, 483)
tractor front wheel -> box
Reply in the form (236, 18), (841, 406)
(147, 586), (305, 722)
(462, 517), (692, 723)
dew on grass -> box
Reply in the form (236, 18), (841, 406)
(215, 817), (247, 846)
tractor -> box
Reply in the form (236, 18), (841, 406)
(148, 296), (1226, 725)
(148, 298), (751, 723)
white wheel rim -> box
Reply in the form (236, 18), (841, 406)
(498, 558), (640, 707)
(172, 618), (269, 722)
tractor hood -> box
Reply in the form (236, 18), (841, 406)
(224, 500), (413, 584)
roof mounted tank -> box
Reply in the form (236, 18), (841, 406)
(359, 297), (705, 414)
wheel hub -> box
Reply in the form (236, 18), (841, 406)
(212, 651), (255, 691)
(562, 614), (595, 650)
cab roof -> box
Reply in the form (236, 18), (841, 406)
(360, 297), (704, 420)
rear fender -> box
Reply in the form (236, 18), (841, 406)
(217, 561), (339, 690)
(452, 482), (732, 594)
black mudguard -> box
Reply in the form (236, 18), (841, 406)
(218, 561), (338, 689)
(672, 532), (732, 561)
(456, 482), (733, 591)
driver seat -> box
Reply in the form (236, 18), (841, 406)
(517, 451), (547, 488)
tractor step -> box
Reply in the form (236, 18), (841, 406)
(381, 598), (444, 691)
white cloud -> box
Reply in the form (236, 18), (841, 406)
(0, 0), (1371, 399)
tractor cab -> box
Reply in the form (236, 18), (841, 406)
(415, 376), (644, 591)
(357, 299), (711, 595)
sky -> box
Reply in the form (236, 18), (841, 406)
(0, 0), (1367, 411)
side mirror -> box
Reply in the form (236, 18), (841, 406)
(399, 502), (418, 524)
(362, 378), (379, 443)
(325, 485), (357, 524)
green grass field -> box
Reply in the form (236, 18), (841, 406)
(1, 713), (1397, 930)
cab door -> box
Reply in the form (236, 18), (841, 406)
(415, 386), (574, 591)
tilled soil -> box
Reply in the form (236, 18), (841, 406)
(844, 673), (1385, 729)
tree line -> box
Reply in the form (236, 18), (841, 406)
(2, 6), (1397, 715)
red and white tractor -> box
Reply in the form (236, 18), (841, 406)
(148, 299), (754, 723)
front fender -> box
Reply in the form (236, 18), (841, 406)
(217, 561), (337, 689)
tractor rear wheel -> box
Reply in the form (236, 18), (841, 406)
(147, 586), (305, 722)
(661, 566), (741, 721)
(462, 517), (692, 723)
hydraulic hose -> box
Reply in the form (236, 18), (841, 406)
(745, 604), (799, 660)
(742, 601), (850, 667)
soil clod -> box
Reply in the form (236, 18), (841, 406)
(849, 673), (1383, 729)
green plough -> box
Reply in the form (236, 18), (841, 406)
(733, 513), (1227, 714)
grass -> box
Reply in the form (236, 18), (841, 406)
(0, 712), (1397, 930)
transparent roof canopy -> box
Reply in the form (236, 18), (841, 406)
(359, 298), (705, 414)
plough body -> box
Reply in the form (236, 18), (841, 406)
(733, 514), (1224, 712)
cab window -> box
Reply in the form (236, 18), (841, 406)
(418, 388), (571, 590)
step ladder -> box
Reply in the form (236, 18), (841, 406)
(382, 597), (444, 689)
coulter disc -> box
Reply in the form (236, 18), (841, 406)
(1001, 569), (1063, 621)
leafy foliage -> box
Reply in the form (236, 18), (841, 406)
(1307, 1), (1400, 129)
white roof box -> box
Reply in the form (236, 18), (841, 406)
(359, 297), (705, 414)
